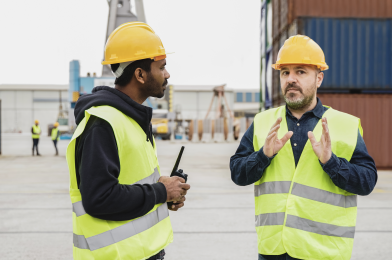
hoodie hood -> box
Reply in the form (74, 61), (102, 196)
(74, 86), (153, 142)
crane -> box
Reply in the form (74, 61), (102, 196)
(102, 0), (146, 76)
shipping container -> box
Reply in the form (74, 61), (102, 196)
(271, 18), (392, 105)
(297, 18), (392, 92)
(290, 0), (392, 22)
(318, 93), (392, 169)
(272, 0), (392, 41)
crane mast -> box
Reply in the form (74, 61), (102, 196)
(102, 0), (146, 76)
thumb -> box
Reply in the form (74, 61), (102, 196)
(308, 131), (317, 146)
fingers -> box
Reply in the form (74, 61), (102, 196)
(169, 197), (186, 211)
(268, 124), (280, 135)
(175, 176), (185, 183)
(272, 117), (282, 128)
(280, 131), (293, 144)
(322, 117), (331, 143)
(308, 131), (317, 146)
(180, 183), (191, 190)
(266, 131), (277, 141)
(268, 117), (282, 134)
(169, 202), (184, 211)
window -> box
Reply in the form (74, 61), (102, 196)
(236, 92), (243, 102)
(255, 92), (260, 102)
(246, 92), (253, 102)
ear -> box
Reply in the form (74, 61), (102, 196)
(316, 71), (324, 89)
(134, 68), (146, 84)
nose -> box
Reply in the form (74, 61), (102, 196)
(165, 70), (170, 80)
(287, 71), (297, 84)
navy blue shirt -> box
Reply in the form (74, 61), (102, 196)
(230, 98), (377, 196)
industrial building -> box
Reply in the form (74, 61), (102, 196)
(0, 84), (68, 134)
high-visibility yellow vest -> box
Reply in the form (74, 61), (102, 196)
(66, 105), (173, 260)
(51, 128), (60, 141)
(32, 125), (41, 139)
(253, 105), (363, 260)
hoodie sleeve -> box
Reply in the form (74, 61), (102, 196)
(75, 116), (167, 221)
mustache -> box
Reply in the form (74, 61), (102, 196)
(285, 83), (302, 94)
(163, 79), (168, 87)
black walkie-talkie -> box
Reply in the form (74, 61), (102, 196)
(168, 146), (187, 208)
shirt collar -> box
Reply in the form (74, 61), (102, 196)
(286, 97), (324, 119)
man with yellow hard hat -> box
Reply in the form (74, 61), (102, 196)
(32, 120), (41, 156)
(66, 22), (190, 260)
(51, 122), (60, 156)
(230, 35), (377, 260)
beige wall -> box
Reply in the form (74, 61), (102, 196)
(0, 90), (68, 134)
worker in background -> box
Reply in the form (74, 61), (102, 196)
(31, 120), (41, 156)
(66, 22), (190, 260)
(230, 35), (377, 260)
(51, 122), (60, 156)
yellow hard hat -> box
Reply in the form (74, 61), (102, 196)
(35, 120), (39, 124)
(54, 122), (59, 127)
(102, 22), (167, 65)
(272, 35), (328, 71)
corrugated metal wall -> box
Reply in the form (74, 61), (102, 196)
(318, 93), (392, 169)
(297, 18), (392, 91)
(273, 0), (392, 41)
(292, 0), (392, 20)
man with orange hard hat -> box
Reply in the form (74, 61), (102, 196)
(230, 35), (377, 260)
(66, 22), (190, 260)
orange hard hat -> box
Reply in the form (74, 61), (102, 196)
(272, 35), (329, 71)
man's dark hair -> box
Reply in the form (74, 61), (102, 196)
(110, 58), (153, 87)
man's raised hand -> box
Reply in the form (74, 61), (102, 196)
(263, 117), (293, 158)
(308, 117), (332, 164)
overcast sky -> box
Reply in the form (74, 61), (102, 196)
(0, 0), (261, 89)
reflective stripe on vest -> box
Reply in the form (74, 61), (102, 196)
(255, 181), (357, 208)
(285, 214), (355, 239)
(73, 203), (169, 251)
(73, 167), (161, 217)
(252, 105), (361, 260)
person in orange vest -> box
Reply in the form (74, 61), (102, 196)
(31, 120), (41, 156)
(51, 122), (60, 155)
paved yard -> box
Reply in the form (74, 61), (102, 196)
(0, 134), (391, 259)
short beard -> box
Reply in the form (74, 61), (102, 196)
(283, 84), (316, 110)
(145, 73), (167, 99)
(284, 93), (314, 110)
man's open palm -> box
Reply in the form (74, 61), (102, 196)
(308, 117), (332, 164)
(263, 117), (293, 158)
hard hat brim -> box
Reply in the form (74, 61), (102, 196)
(272, 62), (329, 71)
(101, 52), (174, 65)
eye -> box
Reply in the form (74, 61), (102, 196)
(281, 71), (289, 76)
(298, 70), (305, 74)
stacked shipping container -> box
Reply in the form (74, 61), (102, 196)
(265, 0), (392, 167)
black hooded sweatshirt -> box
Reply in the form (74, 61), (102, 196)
(73, 86), (167, 221)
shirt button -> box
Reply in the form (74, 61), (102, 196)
(297, 123), (300, 126)
(294, 143), (297, 146)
